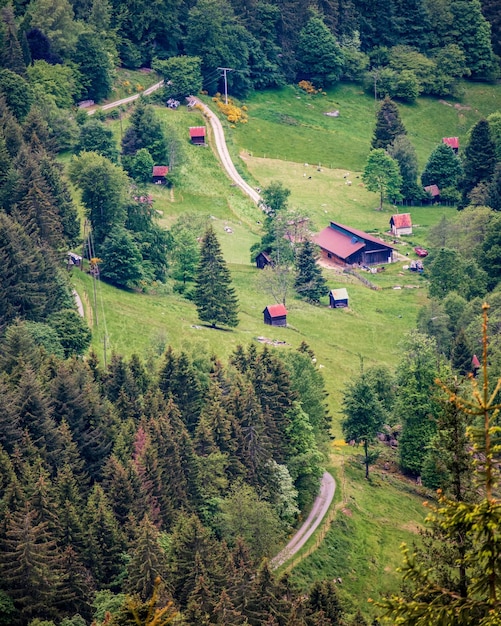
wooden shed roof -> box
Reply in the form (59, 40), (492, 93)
(189, 126), (206, 137)
(424, 184), (440, 197)
(330, 288), (348, 300)
(390, 213), (412, 228)
(264, 304), (287, 317)
(443, 137), (459, 149)
(152, 165), (169, 177)
(313, 221), (393, 261)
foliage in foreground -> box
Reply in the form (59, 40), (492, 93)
(376, 304), (501, 625)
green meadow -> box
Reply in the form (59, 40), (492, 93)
(70, 79), (501, 613)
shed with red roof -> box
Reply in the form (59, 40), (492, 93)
(189, 126), (206, 145)
(152, 165), (169, 184)
(263, 304), (287, 326)
(389, 213), (412, 236)
(442, 137), (459, 153)
(313, 221), (394, 267)
(424, 184), (440, 202)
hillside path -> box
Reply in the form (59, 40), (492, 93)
(191, 98), (262, 205)
(270, 471), (336, 569)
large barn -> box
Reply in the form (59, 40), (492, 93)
(313, 221), (394, 266)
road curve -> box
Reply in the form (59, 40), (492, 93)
(88, 80), (165, 115)
(192, 98), (262, 205)
(270, 471), (336, 569)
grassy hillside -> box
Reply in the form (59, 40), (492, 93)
(70, 80), (500, 615)
(220, 81), (501, 171)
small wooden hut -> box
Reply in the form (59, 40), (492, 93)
(442, 137), (459, 153)
(329, 288), (349, 308)
(263, 304), (287, 326)
(256, 251), (272, 269)
(189, 126), (206, 145)
(152, 165), (169, 184)
(389, 213), (412, 236)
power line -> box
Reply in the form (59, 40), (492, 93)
(217, 67), (233, 104)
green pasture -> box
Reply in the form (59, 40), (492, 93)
(218, 82), (501, 171)
(289, 451), (427, 620)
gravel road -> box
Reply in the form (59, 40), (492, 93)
(270, 471), (336, 569)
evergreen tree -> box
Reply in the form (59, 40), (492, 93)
(396, 332), (446, 476)
(487, 162), (501, 211)
(0, 6), (27, 75)
(76, 119), (119, 162)
(421, 143), (463, 189)
(387, 134), (421, 201)
(100, 227), (145, 289)
(72, 32), (113, 101)
(294, 240), (328, 303)
(371, 96), (406, 150)
(125, 514), (168, 601)
(296, 11), (344, 87)
(342, 373), (385, 479)
(376, 305), (501, 624)
(193, 225), (239, 329)
(121, 101), (168, 163)
(0, 502), (65, 624)
(84, 484), (126, 587)
(460, 118), (497, 208)
(450, 328), (473, 377)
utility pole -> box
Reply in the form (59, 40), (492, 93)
(218, 67), (233, 104)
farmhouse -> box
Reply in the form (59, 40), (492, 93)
(424, 184), (440, 202)
(189, 126), (207, 145)
(152, 165), (169, 184)
(256, 251), (272, 269)
(389, 213), (412, 236)
(329, 288), (349, 308)
(442, 137), (459, 153)
(263, 304), (287, 326)
(313, 221), (394, 266)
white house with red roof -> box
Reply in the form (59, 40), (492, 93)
(389, 213), (412, 236)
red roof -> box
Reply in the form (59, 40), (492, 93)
(390, 213), (412, 229)
(152, 165), (169, 177)
(313, 221), (393, 261)
(264, 304), (287, 318)
(424, 184), (440, 197)
(443, 137), (459, 149)
(472, 354), (480, 369)
(189, 126), (206, 137)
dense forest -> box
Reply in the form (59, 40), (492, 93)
(1, 0), (501, 623)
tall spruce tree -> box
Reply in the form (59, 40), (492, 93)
(294, 240), (328, 303)
(421, 143), (463, 189)
(371, 96), (406, 150)
(194, 225), (239, 329)
(460, 118), (497, 208)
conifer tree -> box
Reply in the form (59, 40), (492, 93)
(125, 514), (169, 601)
(460, 118), (497, 208)
(421, 143), (463, 190)
(371, 96), (406, 150)
(487, 162), (501, 211)
(0, 6), (27, 75)
(376, 304), (501, 624)
(83, 484), (126, 586)
(294, 240), (328, 303)
(0, 502), (65, 623)
(194, 225), (239, 329)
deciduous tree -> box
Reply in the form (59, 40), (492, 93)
(362, 148), (402, 209)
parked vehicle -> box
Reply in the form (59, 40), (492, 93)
(414, 246), (428, 257)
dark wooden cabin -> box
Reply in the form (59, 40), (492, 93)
(256, 251), (272, 269)
(263, 304), (287, 326)
(329, 288), (349, 308)
(313, 221), (394, 267)
(152, 165), (169, 184)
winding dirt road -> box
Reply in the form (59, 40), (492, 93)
(89, 88), (335, 568)
(271, 471), (336, 569)
(192, 98), (262, 205)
